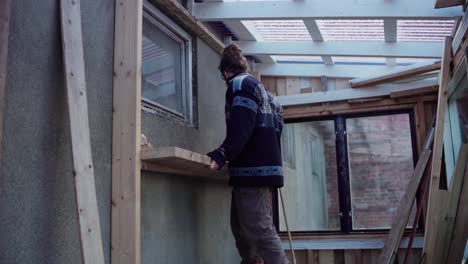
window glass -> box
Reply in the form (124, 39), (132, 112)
(280, 121), (340, 231)
(142, 19), (184, 114)
(346, 114), (416, 229)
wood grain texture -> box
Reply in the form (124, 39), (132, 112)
(112, 0), (142, 263)
(423, 36), (453, 264)
(141, 147), (228, 180)
(60, 0), (105, 263)
(0, 0), (11, 175)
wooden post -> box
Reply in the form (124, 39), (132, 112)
(112, 0), (142, 264)
(423, 36), (452, 263)
(0, 0), (11, 171)
(60, 0), (105, 263)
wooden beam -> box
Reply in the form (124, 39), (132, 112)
(423, 36), (453, 264)
(59, 0), (105, 263)
(257, 63), (409, 79)
(0, 0), (11, 173)
(452, 9), (468, 54)
(277, 79), (438, 106)
(350, 61), (441, 88)
(379, 150), (432, 264)
(447, 163), (468, 263)
(236, 41), (443, 59)
(435, 145), (468, 263)
(283, 95), (437, 119)
(147, 0), (224, 53)
(112, 0), (142, 263)
(193, 0), (463, 21)
(384, 19), (397, 42)
(390, 86), (439, 98)
(435, 0), (465, 8)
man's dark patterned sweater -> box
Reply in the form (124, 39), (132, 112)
(208, 73), (284, 187)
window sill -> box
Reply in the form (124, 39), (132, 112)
(141, 147), (228, 181)
(280, 233), (424, 250)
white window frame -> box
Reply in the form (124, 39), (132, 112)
(142, 2), (193, 124)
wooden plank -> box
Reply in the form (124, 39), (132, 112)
(318, 250), (334, 264)
(452, 8), (468, 54)
(423, 36), (453, 264)
(141, 147), (228, 180)
(447, 165), (468, 264)
(276, 77), (287, 96)
(112, 0), (142, 263)
(307, 250), (319, 264)
(277, 79), (439, 106)
(0, 0), (11, 172)
(344, 250), (363, 264)
(59, 0), (105, 263)
(380, 150), (432, 264)
(435, 0), (464, 8)
(435, 145), (468, 263)
(286, 77), (301, 95)
(389, 86), (438, 99)
(283, 95), (437, 119)
(350, 61), (441, 88)
(362, 250), (381, 264)
(148, 0), (224, 54)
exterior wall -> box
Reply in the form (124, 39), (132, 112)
(140, 38), (240, 263)
(0, 0), (115, 263)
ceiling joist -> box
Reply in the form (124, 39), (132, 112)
(236, 41), (443, 58)
(193, 1), (463, 21)
(257, 63), (410, 78)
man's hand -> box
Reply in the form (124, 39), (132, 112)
(210, 160), (220, 170)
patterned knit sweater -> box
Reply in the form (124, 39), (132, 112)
(208, 73), (284, 187)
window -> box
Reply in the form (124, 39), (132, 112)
(277, 112), (418, 233)
(444, 60), (468, 186)
(142, 5), (193, 123)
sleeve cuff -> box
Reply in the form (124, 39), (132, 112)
(207, 148), (226, 169)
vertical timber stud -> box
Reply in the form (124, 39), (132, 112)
(0, 0), (11, 172)
(60, 0), (105, 263)
(423, 36), (452, 264)
(112, 0), (142, 263)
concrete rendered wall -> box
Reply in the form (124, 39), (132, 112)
(0, 0), (114, 264)
(141, 38), (240, 263)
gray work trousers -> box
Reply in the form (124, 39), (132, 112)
(231, 187), (289, 264)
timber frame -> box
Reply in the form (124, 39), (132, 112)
(110, 1), (224, 263)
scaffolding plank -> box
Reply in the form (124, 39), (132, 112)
(59, 0), (105, 263)
(112, 0), (142, 263)
(141, 147), (228, 180)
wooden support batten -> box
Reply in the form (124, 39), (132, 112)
(112, 0), (142, 264)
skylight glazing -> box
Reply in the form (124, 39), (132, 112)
(397, 20), (455, 42)
(242, 20), (312, 41)
(316, 20), (384, 41)
(332, 56), (386, 65)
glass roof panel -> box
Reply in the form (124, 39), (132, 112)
(316, 20), (384, 41)
(397, 20), (455, 42)
(241, 20), (312, 41)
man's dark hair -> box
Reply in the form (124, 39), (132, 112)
(219, 44), (249, 75)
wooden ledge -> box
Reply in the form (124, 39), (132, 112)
(141, 147), (228, 181)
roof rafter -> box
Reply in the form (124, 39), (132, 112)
(235, 41), (443, 58)
(193, 1), (463, 21)
(257, 63), (411, 78)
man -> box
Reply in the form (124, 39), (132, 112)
(208, 44), (288, 264)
